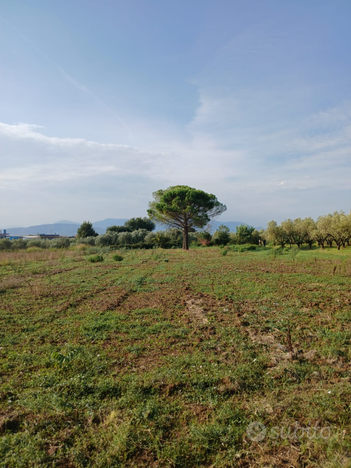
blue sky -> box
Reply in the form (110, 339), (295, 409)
(1, 0), (351, 227)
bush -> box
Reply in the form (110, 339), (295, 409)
(27, 239), (49, 249)
(271, 247), (283, 258)
(50, 238), (70, 249)
(78, 237), (96, 246)
(96, 232), (119, 247)
(232, 244), (257, 252)
(12, 239), (28, 250)
(144, 232), (157, 244)
(112, 254), (124, 262)
(131, 229), (150, 244)
(213, 225), (230, 246)
(0, 239), (12, 251)
(87, 254), (104, 263)
(124, 217), (155, 232)
(129, 242), (154, 250)
(118, 232), (133, 245)
(27, 246), (44, 253)
(197, 231), (212, 246)
(221, 249), (228, 256)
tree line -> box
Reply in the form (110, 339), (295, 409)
(265, 212), (351, 250)
(1, 185), (350, 251)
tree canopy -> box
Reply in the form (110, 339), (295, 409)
(147, 185), (226, 249)
(124, 217), (155, 232)
(107, 217), (155, 234)
(77, 221), (98, 238)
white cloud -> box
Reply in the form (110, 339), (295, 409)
(1, 96), (351, 226)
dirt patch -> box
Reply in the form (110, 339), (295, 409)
(186, 298), (208, 324)
(246, 328), (293, 365)
(241, 444), (301, 467)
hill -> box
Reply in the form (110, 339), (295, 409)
(3, 219), (262, 237)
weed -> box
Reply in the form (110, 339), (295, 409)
(87, 254), (104, 263)
(112, 254), (124, 262)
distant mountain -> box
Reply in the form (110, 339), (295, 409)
(5, 223), (105, 237)
(93, 219), (128, 230)
(3, 219), (262, 237)
(56, 220), (80, 225)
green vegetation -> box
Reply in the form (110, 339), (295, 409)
(77, 221), (98, 239)
(107, 217), (155, 234)
(266, 211), (351, 250)
(0, 245), (350, 466)
(112, 254), (124, 262)
(87, 254), (104, 263)
(148, 185), (227, 249)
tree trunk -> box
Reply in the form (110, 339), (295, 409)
(182, 225), (189, 250)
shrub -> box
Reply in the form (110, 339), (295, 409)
(27, 239), (49, 249)
(87, 254), (104, 263)
(112, 254), (124, 262)
(213, 225), (230, 246)
(50, 238), (70, 249)
(78, 237), (96, 246)
(221, 249), (228, 256)
(27, 246), (44, 253)
(118, 232), (133, 245)
(131, 229), (150, 244)
(96, 232), (119, 247)
(197, 231), (212, 246)
(12, 239), (28, 250)
(0, 239), (12, 251)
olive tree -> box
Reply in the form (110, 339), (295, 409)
(328, 211), (351, 250)
(266, 220), (289, 247)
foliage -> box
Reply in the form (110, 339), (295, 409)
(0, 239), (12, 251)
(27, 239), (50, 249)
(213, 225), (230, 246)
(235, 224), (255, 244)
(124, 217), (155, 232)
(266, 212), (351, 250)
(197, 231), (212, 246)
(266, 220), (289, 247)
(112, 254), (124, 262)
(11, 239), (28, 250)
(50, 237), (70, 249)
(87, 254), (104, 263)
(148, 185), (226, 249)
(106, 225), (130, 233)
(77, 221), (98, 238)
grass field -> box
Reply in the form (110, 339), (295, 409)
(0, 245), (351, 467)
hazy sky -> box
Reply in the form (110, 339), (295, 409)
(1, 0), (351, 228)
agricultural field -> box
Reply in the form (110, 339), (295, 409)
(0, 245), (351, 467)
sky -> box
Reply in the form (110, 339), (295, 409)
(1, 0), (351, 228)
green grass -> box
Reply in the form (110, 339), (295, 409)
(0, 246), (351, 466)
